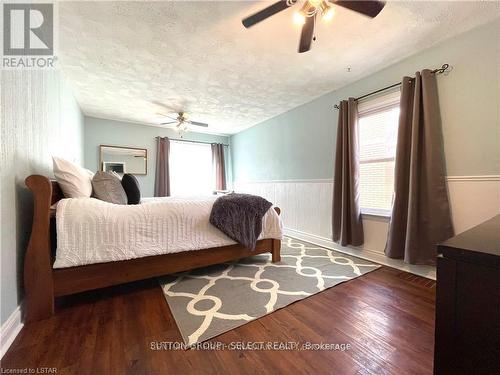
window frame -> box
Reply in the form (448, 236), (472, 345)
(357, 89), (401, 218)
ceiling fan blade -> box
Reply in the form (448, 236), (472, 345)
(242, 0), (293, 28)
(334, 1), (386, 18)
(187, 120), (209, 127)
(156, 113), (178, 120)
(298, 14), (315, 53)
(160, 121), (177, 125)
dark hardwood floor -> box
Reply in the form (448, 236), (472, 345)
(1, 267), (436, 374)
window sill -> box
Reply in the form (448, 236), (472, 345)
(361, 209), (391, 221)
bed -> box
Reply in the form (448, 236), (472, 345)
(24, 175), (282, 322)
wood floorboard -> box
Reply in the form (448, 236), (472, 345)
(1, 267), (435, 374)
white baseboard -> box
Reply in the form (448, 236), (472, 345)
(284, 227), (436, 280)
(0, 305), (23, 359)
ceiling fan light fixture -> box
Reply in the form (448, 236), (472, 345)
(176, 122), (188, 135)
(292, 10), (306, 25)
(241, 0), (385, 53)
(321, 4), (335, 22)
(159, 111), (209, 131)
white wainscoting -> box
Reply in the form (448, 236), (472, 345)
(446, 175), (500, 234)
(235, 176), (500, 279)
(235, 179), (335, 241)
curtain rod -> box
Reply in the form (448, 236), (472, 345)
(156, 136), (229, 147)
(333, 64), (450, 110)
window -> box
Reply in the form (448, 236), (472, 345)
(170, 141), (213, 197)
(358, 90), (400, 216)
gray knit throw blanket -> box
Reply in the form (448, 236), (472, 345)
(209, 193), (273, 250)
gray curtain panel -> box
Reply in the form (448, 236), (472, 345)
(385, 71), (454, 265)
(332, 98), (364, 247)
(154, 136), (171, 197)
(211, 143), (226, 190)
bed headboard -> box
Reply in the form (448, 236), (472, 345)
(50, 179), (64, 205)
(25, 175), (64, 206)
(24, 175), (61, 321)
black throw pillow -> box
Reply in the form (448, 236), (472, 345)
(121, 174), (141, 204)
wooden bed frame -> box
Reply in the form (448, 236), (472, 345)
(24, 175), (282, 323)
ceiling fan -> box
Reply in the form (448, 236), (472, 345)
(242, 0), (386, 53)
(159, 112), (209, 134)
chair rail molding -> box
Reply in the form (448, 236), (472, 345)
(446, 175), (500, 182)
(234, 178), (334, 184)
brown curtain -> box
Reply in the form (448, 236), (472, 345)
(385, 70), (454, 265)
(332, 98), (364, 246)
(154, 136), (170, 197)
(211, 143), (226, 190)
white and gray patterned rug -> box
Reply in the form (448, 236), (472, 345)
(159, 236), (380, 346)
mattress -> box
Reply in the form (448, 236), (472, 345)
(53, 196), (283, 268)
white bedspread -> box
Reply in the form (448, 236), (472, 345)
(54, 196), (283, 268)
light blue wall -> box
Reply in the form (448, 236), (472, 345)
(84, 117), (231, 197)
(1, 70), (84, 325)
(231, 20), (500, 182)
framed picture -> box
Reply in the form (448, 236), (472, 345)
(102, 161), (126, 174)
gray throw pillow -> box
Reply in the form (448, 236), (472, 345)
(92, 171), (128, 204)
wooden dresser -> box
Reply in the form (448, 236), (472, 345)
(434, 215), (500, 374)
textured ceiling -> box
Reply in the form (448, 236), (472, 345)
(58, 1), (500, 135)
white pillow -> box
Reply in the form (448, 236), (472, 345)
(52, 157), (94, 198)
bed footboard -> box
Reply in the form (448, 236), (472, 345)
(271, 239), (281, 262)
(271, 207), (281, 262)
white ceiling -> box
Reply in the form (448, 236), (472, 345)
(58, 1), (500, 135)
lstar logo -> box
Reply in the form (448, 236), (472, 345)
(2, 3), (55, 68)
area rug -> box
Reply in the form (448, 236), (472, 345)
(159, 236), (380, 345)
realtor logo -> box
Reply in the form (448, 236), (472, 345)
(2, 3), (56, 68)
(3, 3), (53, 55)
